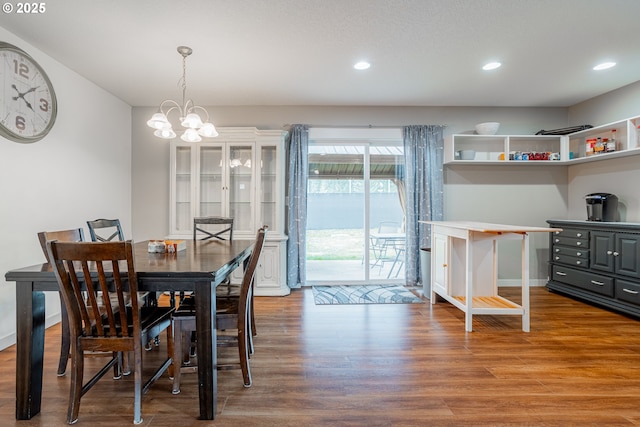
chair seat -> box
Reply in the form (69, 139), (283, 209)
(88, 306), (173, 335)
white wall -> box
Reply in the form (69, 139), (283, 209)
(0, 28), (132, 350)
(567, 81), (640, 221)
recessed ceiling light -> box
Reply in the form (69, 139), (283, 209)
(593, 62), (616, 70)
(482, 62), (502, 71)
(354, 61), (371, 70)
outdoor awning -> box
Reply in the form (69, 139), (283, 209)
(308, 145), (403, 179)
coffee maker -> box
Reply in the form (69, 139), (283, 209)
(585, 193), (618, 221)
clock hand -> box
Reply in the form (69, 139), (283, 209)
(10, 84), (37, 111)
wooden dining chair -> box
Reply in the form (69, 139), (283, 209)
(87, 218), (125, 242)
(193, 216), (234, 241)
(88, 218), (158, 312)
(46, 240), (175, 425)
(37, 228), (85, 377)
(171, 226), (267, 393)
(193, 216), (237, 298)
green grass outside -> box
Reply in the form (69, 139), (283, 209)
(306, 229), (364, 260)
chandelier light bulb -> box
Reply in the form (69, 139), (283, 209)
(181, 128), (202, 142)
(154, 128), (177, 139)
(181, 113), (204, 129)
(198, 122), (219, 137)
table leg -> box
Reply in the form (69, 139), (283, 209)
(465, 233), (473, 332)
(194, 280), (217, 420)
(522, 234), (531, 332)
(16, 282), (45, 420)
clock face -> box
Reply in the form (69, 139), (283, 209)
(0, 42), (57, 143)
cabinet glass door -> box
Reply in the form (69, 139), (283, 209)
(199, 145), (224, 217)
(174, 145), (192, 233)
(228, 145), (254, 233)
(260, 145), (277, 232)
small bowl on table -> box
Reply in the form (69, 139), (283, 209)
(475, 122), (500, 135)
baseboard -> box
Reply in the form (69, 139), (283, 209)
(0, 312), (61, 351)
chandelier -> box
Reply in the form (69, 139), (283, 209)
(146, 46), (218, 142)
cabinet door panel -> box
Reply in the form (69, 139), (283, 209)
(228, 145), (254, 233)
(616, 233), (640, 278)
(590, 231), (614, 272)
(432, 233), (448, 295)
(199, 146), (224, 217)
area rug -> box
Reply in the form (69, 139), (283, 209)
(311, 285), (423, 305)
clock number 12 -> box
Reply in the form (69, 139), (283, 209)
(13, 60), (29, 79)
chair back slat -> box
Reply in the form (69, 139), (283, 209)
(193, 216), (234, 241)
(48, 241), (139, 339)
(87, 218), (125, 242)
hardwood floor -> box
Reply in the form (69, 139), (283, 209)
(2, 286), (640, 426)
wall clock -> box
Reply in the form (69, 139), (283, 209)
(0, 41), (57, 143)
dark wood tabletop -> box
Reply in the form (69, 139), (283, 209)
(6, 239), (254, 422)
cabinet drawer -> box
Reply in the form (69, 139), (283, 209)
(552, 254), (588, 268)
(552, 236), (589, 248)
(552, 246), (589, 258)
(615, 280), (640, 306)
(553, 228), (589, 239)
(552, 265), (613, 297)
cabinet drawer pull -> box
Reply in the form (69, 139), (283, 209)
(623, 288), (639, 295)
(576, 233), (582, 237)
(556, 271), (567, 276)
(590, 280), (605, 286)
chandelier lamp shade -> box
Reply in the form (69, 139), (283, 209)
(147, 46), (218, 142)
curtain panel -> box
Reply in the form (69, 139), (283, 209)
(403, 125), (445, 286)
(285, 124), (309, 288)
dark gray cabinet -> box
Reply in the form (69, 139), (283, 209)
(547, 220), (640, 318)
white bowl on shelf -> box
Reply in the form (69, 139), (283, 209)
(459, 150), (476, 160)
(475, 122), (500, 135)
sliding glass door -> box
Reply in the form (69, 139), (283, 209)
(306, 139), (404, 284)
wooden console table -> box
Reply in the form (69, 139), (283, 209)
(421, 221), (559, 332)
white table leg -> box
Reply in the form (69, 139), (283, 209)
(521, 233), (530, 332)
(465, 232), (473, 332)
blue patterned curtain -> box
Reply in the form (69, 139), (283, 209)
(403, 125), (445, 286)
(286, 125), (309, 289)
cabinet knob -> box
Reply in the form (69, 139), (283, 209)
(576, 242), (582, 246)
(576, 261), (581, 265)
(555, 248), (560, 253)
(555, 256), (560, 260)
(576, 252), (582, 256)
(555, 231), (560, 235)
(442, 263), (447, 267)
(555, 238), (560, 243)
(576, 233), (582, 237)
(607, 250), (613, 255)
(613, 251), (620, 257)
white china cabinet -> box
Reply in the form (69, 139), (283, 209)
(169, 127), (289, 296)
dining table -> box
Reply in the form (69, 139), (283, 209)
(5, 238), (254, 421)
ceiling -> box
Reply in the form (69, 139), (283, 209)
(2, 0), (640, 108)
